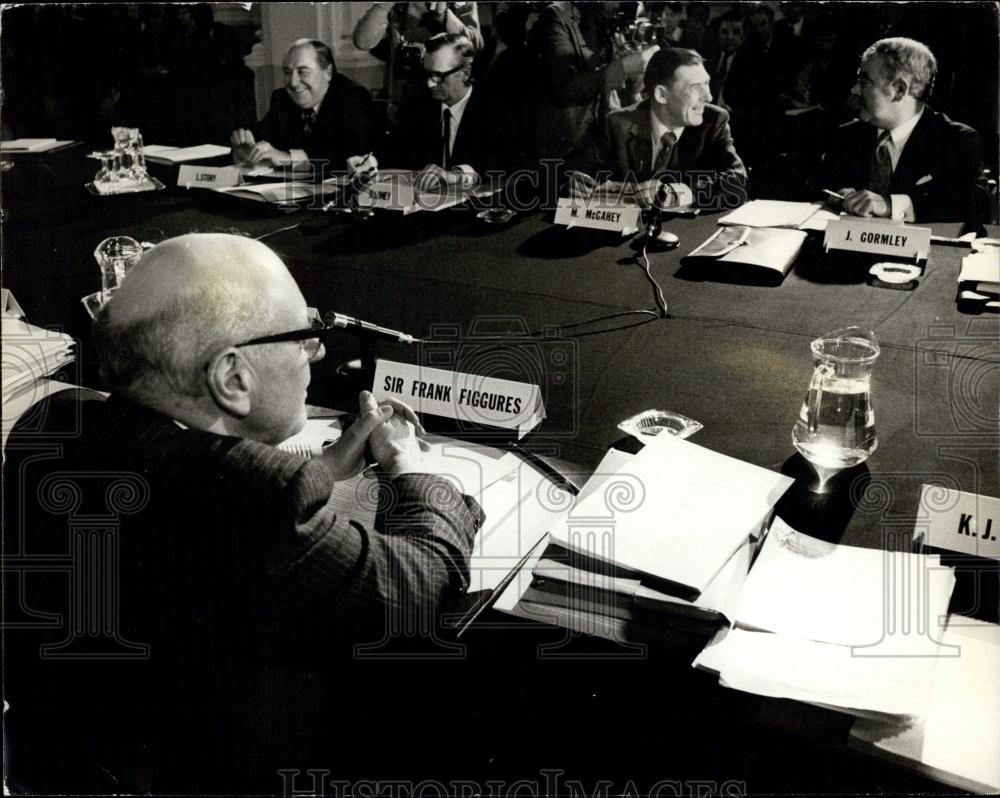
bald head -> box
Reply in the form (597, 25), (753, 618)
(95, 233), (302, 404)
(108, 234), (296, 326)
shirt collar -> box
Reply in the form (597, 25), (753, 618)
(443, 85), (473, 125)
(650, 105), (684, 145)
(884, 107), (923, 151)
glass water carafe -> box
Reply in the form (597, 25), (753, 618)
(792, 326), (879, 491)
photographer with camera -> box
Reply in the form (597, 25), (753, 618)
(353, 2), (483, 127)
(531, 1), (658, 164)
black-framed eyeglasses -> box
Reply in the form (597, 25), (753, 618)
(235, 307), (330, 360)
(423, 65), (465, 84)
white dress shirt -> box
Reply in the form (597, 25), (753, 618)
(882, 107), (924, 221)
(442, 85), (473, 170)
(650, 107), (684, 167)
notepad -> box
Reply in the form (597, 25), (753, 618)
(212, 181), (323, 204)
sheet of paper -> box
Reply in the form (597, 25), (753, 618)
(733, 517), (956, 648)
(718, 200), (822, 229)
(549, 435), (793, 594)
(468, 460), (574, 593)
(700, 626), (940, 717)
(798, 208), (841, 232)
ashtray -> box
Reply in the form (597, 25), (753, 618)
(617, 409), (703, 441)
(476, 208), (516, 224)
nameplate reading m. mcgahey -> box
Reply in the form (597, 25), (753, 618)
(554, 197), (641, 235)
(372, 359), (545, 438)
(824, 218), (931, 261)
(177, 164), (241, 189)
(917, 486), (1000, 561)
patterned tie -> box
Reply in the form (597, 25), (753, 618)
(653, 130), (678, 175)
(301, 109), (317, 137)
(869, 131), (893, 195)
(441, 107), (452, 169)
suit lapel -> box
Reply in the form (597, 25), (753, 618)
(675, 123), (703, 170)
(891, 109), (934, 192)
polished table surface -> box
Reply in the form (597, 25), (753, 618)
(3, 150), (998, 792)
(5, 151), (997, 549)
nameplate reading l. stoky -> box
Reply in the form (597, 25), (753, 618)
(178, 164), (241, 189)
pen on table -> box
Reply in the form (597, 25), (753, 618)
(822, 189), (846, 201)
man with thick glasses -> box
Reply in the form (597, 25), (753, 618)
(4, 233), (483, 793)
(349, 32), (515, 188)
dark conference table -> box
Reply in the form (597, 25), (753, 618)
(3, 150), (998, 793)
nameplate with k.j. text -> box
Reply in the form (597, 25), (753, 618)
(918, 486), (1000, 561)
(824, 219), (931, 260)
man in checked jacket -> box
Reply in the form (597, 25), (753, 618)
(3, 234), (483, 793)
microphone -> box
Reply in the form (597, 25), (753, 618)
(644, 177), (679, 248)
(323, 311), (419, 344)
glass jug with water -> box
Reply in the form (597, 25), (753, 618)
(792, 326), (879, 491)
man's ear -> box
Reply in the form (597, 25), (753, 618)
(652, 83), (670, 104)
(889, 77), (908, 102)
(205, 348), (253, 418)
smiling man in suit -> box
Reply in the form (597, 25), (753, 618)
(824, 37), (982, 223)
(568, 47), (748, 208)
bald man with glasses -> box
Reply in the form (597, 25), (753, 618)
(3, 233), (483, 793)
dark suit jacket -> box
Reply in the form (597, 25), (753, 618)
(254, 73), (376, 166)
(822, 107), (983, 223)
(393, 85), (515, 174)
(570, 99), (749, 206)
(3, 393), (482, 793)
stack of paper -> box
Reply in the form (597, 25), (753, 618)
(694, 517), (958, 720)
(957, 246), (999, 311)
(2, 318), (75, 406)
(142, 143), (230, 164)
(849, 618), (1000, 793)
(212, 181), (327, 205)
(493, 436), (793, 642)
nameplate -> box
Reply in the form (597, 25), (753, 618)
(357, 179), (416, 212)
(372, 359), (545, 438)
(917, 486), (1000, 561)
(554, 198), (641, 235)
(178, 165), (242, 189)
(824, 219), (931, 261)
